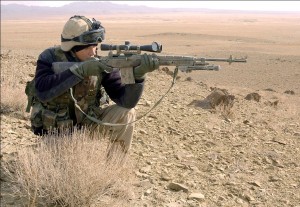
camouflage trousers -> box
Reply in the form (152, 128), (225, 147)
(84, 104), (136, 153)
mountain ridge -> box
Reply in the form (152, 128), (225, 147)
(2, 2), (295, 20)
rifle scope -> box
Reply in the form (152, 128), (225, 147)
(100, 41), (162, 53)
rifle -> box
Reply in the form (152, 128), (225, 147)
(51, 41), (247, 126)
(98, 41), (247, 84)
(52, 41), (247, 83)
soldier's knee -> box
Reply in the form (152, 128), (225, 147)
(127, 108), (136, 117)
(116, 105), (136, 119)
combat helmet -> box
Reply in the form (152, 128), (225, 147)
(61, 15), (105, 51)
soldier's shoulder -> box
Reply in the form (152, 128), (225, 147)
(38, 46), (63, 62)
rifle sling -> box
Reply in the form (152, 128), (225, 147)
(69, 67), (179, 127)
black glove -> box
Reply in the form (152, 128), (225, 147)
(70, 57), (113, 79)
(134, 53), (159, 80)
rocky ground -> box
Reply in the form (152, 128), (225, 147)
(1, 49), (300, 207)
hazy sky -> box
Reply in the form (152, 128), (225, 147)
(1, 1), (300, 11)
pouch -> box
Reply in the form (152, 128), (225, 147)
(42, 109), (57, 130)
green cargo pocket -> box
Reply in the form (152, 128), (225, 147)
(30, 102), (44, 128)
(42, 109), (57, 131)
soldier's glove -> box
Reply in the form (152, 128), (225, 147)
(134, 53), (159, 80)
(70, 57), (113, 79)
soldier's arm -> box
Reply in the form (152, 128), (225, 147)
(101, 70), (144, 109)
(35, 48), (82, 102)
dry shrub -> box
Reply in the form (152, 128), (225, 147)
(0, 75), (28, 117)
(1, 50), (33, 118)
(208, 89), (235, 120)
(2, 128), (135, 207)
(215, 101), (235, 120)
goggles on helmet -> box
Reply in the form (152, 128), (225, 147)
(61, 29), (104, 44)
(61, 17), (105, 44)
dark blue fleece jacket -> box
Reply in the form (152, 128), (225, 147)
(35, 47), (144, 109)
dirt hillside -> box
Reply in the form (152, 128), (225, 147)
(1, 12), (300, 207)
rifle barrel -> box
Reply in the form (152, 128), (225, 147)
(204, 57), (247, 63)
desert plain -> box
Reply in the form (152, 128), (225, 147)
(1, 11), (300, 206)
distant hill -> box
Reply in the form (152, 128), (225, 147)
(1, 1), (295, 20)
(0, 1), (202, 20)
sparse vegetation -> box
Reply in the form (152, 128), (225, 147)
(1, 50), (30, 119)
(2, 128), (134, 207)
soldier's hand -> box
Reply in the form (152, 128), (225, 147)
(134, 53), (159, 80)
(70, 57), (113, 78)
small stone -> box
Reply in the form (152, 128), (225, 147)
(248, 181), (262, 187)
(145, 100), (152, 106)
(293, 132), (300, 136)
(7, 130), (17, 135)
(139, 129), (148, 134)
(140, 166), (151, 173)
(195, 131), (205, 135)
(188, 192), (205, 201)
(244, 194), (255, 202)
(263, 156), (272, 164)
(284, 90), (295, 95)
(269, 175), (281, 182)
(148, 114), (158, 119)
(272, 137), (287, 145)
(135, 171), (149, 178)
(161, 174), (172, 181)
(235, 198), (244, 204)
(144, 189), (152, 196)
(168, 182), (189, 192)
(245, 92), (261, 102)
(133, 179), (151, 188)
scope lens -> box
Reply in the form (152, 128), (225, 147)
(152, 42), (159, 51)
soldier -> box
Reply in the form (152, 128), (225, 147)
(30, 15), (158, 154)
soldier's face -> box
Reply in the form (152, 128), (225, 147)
(75, 45), (98, 61)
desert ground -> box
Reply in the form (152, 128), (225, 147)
(1, 12), (300, 206)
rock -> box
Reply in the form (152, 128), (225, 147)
(244, 194), (255, 202)
(264, 88), (276, 92)
(167, 182), (189, 192)
(166, 202), (182, 207)
(140, 165), (151, 174)
(269, 175), (281, 182)
(245, 92), (261, 102)
(144, 188), (152, 196)
(145, 100), (152, 106)
(133, 179), (152, 188)
(272, 137), (287, 145)
(284, 90), (295, 95)
(265, 100), (279, 107)
(7, 130), (17, 135)
(195, 131), (205, 135)
(185, 77), (192, 82)
(188, 192), (205, 201)
(139, 129), (148, 134)
(206, 88), (235, 109)
(293, 132), (300, 136)
(248, 181), (262, 187)
(161, 173), (172, 181)
(135, 171), (150, 178)
(188, 88), (235, 110)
